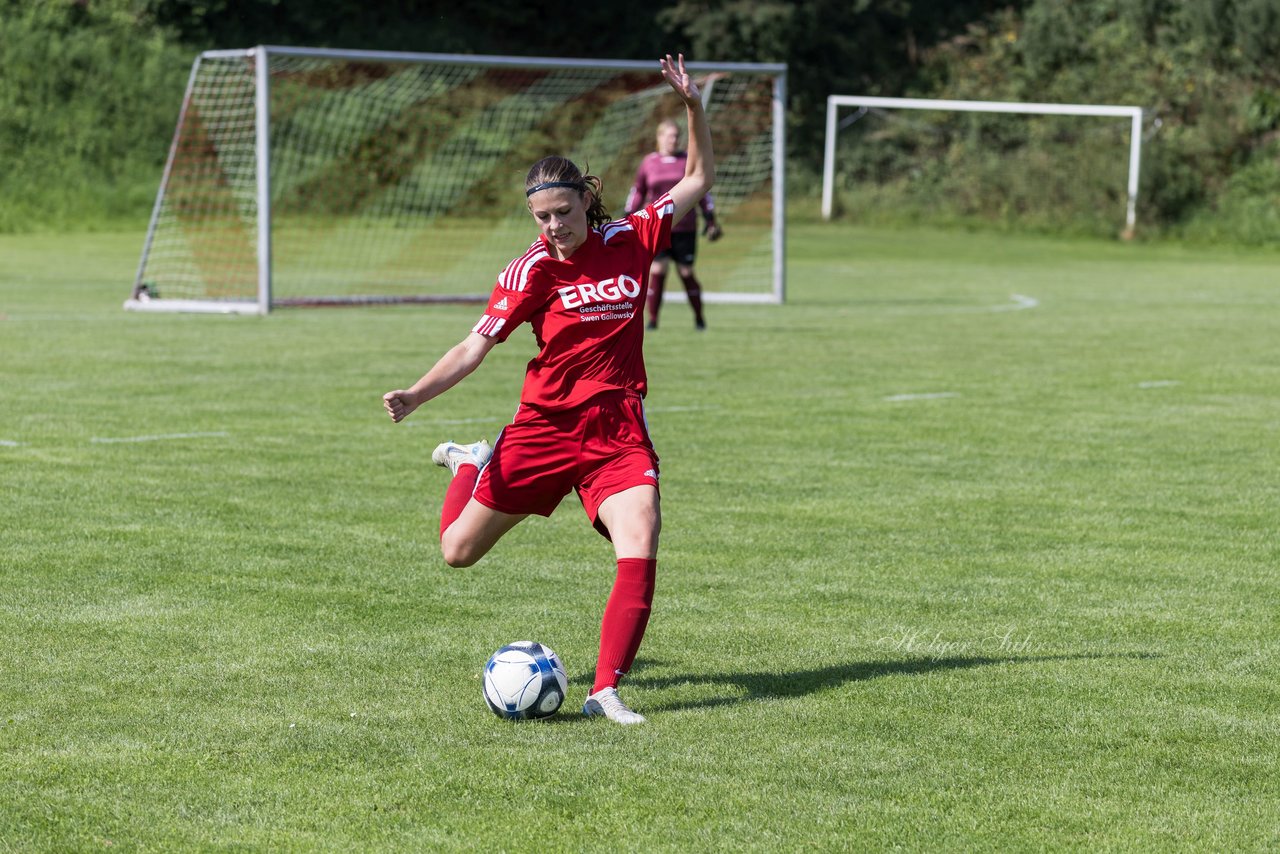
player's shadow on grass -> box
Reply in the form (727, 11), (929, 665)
(625, 652), (1159, 713)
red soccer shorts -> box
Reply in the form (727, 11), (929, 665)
(473, 389), (660, 536)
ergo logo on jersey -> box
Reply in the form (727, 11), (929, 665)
(557, 275), (642, 309)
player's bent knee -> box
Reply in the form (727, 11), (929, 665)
(441, 550), (478, 569)
(440, 532), (483, 568)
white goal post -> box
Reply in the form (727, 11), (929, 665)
(822, 95), (1143, 237)
(128, 46), (786, 314)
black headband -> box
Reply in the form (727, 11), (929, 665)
(526, 180), (585, 197)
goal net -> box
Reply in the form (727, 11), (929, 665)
(822, 96), (1143, 238)
(128, 46), (786, 314)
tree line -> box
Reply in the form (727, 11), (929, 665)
(2, 0), (1277, 241)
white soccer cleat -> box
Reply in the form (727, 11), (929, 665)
(582, 687), (646, 725)
(431, 439), (492, 476)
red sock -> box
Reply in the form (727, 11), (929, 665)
(592, 558), (656, 692)
(439, 463), (479, 539)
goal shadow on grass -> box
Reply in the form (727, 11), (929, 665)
(625, 652), (1160, 713)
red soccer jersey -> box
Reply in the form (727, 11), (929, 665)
(624, 152), (715, 234)
(472, 193), (675, 410)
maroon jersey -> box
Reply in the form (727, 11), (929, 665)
(472, 194), (676, 410)
(624, 152), (715, 234)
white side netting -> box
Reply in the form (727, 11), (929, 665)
(133, 49), (783, 310)
(134, 55), (260, 303)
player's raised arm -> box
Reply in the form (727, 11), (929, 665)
(659, 53), (714, 225)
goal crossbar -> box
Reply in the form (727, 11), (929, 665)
(822, 95), (1143, 234)
(208, 45), (786, 74)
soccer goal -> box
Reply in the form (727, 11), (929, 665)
(127, 46), (787, 314)
(821, 96), (1143, 238)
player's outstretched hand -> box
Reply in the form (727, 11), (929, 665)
(382, 389), (418, 423)
(660, 53), (700, 107)
(704, 221), (723, 242)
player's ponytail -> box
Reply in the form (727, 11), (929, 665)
(580, 173), (609, 229)
(525, 156), (611, 229)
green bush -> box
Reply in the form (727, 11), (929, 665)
(833, 0), (1280, 243)
(1183, 141), (1280, 244)
(0, 0), (190, 231)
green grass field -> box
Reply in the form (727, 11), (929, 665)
(2, 225), (1277, 851)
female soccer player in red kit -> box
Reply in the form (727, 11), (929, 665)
(382, 54), (714, 725)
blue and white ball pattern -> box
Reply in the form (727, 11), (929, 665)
(482, 641), (568, 720)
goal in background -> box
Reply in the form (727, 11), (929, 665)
(822, 96), (1143, 238)
(128, 46), (786, 314)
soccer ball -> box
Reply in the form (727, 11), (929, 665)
(482, 641), (568, 720)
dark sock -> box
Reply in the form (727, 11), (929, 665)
(647, 271), (667, 327)
(679, 270), (705, 326)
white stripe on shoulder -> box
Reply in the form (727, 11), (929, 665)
(600, 218), (635, 244)
(654, 192), (676, 218)
(498, 241), (549, 292)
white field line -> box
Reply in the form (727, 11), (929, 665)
(837, 292), (1040, 315)
(407, 405), (721, 427)
(0, 439), (21, 447)
(91, 431), (230, 444)
(999, 294), (1039, 312)
(884, 392), (960, 402)
(1137, 380), (1181, 389)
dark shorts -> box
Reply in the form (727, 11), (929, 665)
(655, 231), (697, 266)
(474, 390), (660, 537)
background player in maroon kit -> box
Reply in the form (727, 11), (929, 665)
(382, 54), (715, 725)
(625, 117), (723, 330)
